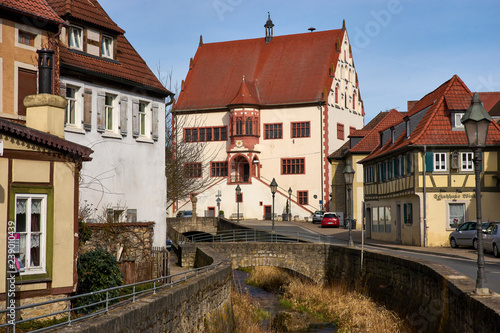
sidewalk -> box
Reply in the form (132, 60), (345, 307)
(239, 218), (494, 263)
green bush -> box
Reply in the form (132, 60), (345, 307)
(74, 248), (123, 313)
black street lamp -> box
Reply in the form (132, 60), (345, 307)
(235, 185), (241, 224)
(288, 187), (292, 222)
(461, 92), (492, 296)
(343, 162), (355, 247)
(270, 178), (278, 233)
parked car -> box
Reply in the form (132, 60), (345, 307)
(449, 221), (492, 249)
(312, 211), (325, 223)
(321, 212), (340, 228)
(482, 222), (500, 258)
(176, 210), (193, 218)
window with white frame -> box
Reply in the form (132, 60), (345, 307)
(460, 152), (473, 171)
(434, 152), (447, 171)
(102, 35), (113, 58)
(15, 194), (47, 274)
(139, 102), (147, 136)
(105, 93), (115, 131)
(454, 113), (464, 128)
(65, 86), (78, 126)
(69, 26), (83, 50)
(448, 203), (465, 229)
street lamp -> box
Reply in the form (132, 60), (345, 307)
(343, 162), (355, 247)
(235, 185), (241, 224)
(288, 187), (292, 222)
(270, 178), (278, 233)
(461, 92), (492, 296)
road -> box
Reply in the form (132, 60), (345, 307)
(240, 220), (500, 294)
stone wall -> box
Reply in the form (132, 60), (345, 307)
(56, 262), (234, 332)
(202, 242), (500, 332)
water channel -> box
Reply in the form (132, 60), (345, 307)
(232, 270), (336, 332)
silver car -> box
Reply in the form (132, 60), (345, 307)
(449, 221), (491, 249)
(483, 223), (500, 258)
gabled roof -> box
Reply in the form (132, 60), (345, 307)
(46, 0), (124, 34)
(361, 75), (500, 163)
(174, 29), (346, 111)
(0, 118), (92, 161)
(0, 0), (65, 27)
(329, 110), (404, 159)
(48, 0), (171, 97)
(59, 35), (171, 96)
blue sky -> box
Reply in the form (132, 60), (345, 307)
(98, 0), (500, 122)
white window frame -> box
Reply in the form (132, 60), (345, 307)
(455, 113), (464, 128)
(69, 26), (83, 51)
(139, 101), (149, 137)
(15, 194), (47, 275)
(65, 85), (79, 127)
(101, 35), (113, 58)
(460, 152), (474, 171)
(448, 202), (466, 230)
(434, 152), (447, 171)
(104, 93), (116, 132)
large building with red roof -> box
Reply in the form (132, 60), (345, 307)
(173, 17), (364, 220)
(357, 75), (500, 246)
(44, 0), (173, 247)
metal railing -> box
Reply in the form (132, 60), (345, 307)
(0, 262), (224, 333)
(184, 228), (346, 245)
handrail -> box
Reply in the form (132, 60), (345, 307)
(0, 262), (224, 332)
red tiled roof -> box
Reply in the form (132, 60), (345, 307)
(361, 75), (500, 163)
(229, 79), (261, 106)
(478, 92), (500, 112)
(0, 0), (65, 26)
(59, 31), (170, 96)
(174, 29), (346, 111)
(46, 0), (124, 34)
(0, 118), (92, 160)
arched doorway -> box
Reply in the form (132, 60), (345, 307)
(231, 155), (250, 183)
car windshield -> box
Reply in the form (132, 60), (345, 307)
(324, 214), (336, 218)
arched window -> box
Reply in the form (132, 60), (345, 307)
(236, 118), (243, 135)
(245, 117), (253, 135)
(335, 85), (339, 104)
(353, 92), (356, 110)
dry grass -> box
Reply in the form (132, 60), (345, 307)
(231, 289), (274, 333)
(246, 266), (408, 333)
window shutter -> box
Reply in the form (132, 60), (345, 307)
(83, 88), (92, 131)
(132, 99), (139, 138)
(152, 103), (159, 141)
(120, 97), (128, 136)
(425, 151), (433, 172)
(96, 91), (105, 132)
(403, 204), (407, 224)
(59, 82), (66, 98)
(18, 68), (37, 116)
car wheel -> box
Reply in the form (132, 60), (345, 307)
(450, 237), (458, 248)
(494, 244), (499, 258)
(473, 238), (479, 250)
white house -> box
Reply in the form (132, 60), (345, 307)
(47, 0), (173, 246)
(173, 18), (364, 220)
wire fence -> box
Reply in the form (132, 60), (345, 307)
(0, 262), (223, 333)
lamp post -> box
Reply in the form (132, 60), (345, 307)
(343, 162), (355, 247)
(270, 178), (278, 233)
(235, 185), (241, 224)
(461, 92), (492, 296)
(288, 187), (292, 222)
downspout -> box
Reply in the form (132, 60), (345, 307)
(320, 103), (324, 211)
(52, 23), (64, 94)
(423, 146), (428, 247)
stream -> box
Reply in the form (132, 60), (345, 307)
(232, 270), (336, 332)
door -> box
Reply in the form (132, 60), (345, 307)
(264, 206), (272, 220)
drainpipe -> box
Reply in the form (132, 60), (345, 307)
(423, 146), (428, 247)
(319, 103), (324, 211)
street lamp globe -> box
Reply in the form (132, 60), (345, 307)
(343, 162), (355, 185)
(342, 162), (355, 247)
(235, 184), (242, 196)
(270, 178), (278, 194)
(461, 93), (492, 148)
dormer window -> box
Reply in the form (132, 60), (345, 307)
(102, 35), (113, 58)
(454, 112), (464, 129)
(391, 127), (395, 144)
(406, 119), (410, 138)
(69, 26), (83, 50)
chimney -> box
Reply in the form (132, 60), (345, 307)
(264, 12), (274, 43)
(407, 100), (418, 111)
(37, 49), (54, 94)
(24, 48), (66, 138)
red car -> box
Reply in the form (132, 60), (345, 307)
(321, 212), (340, 228)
